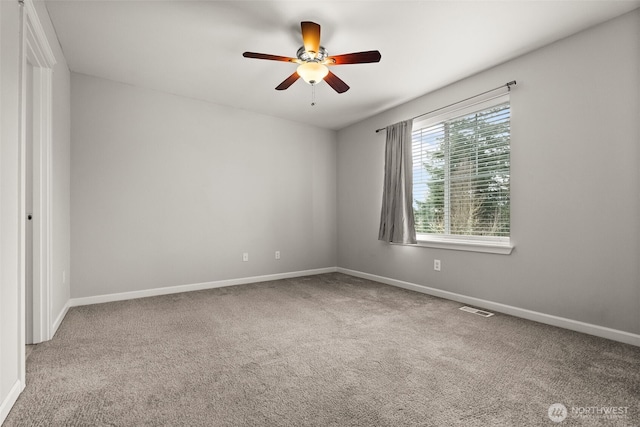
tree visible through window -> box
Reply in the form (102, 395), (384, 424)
(412, 101), (510, 240)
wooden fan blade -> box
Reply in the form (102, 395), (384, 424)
(301, 21), (321, 58)
(324, 71), (349, 93)
(275, 72), (300, 90)
(327, 50), (382, 65)
(243, 52), (297, 63)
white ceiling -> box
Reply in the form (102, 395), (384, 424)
(45, 1), (639, 130)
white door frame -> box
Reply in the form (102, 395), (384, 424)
(18, 0), (55, 379)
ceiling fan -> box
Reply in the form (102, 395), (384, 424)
(243, 21), (381, 95)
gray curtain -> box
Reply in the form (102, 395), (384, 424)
(378, 120), (417, 244)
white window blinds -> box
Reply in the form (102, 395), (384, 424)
(412, 95), (510, 241)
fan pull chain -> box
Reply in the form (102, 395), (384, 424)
(311, 84), (316, 106)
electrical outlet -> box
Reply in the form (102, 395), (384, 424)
(275, 251), (281, 260)
(242, 253), (249, 262)
(434, 259), (441, 271)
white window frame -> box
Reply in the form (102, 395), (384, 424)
(411, 89), (513, 255)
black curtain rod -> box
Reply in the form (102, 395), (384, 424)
(375, 80), (516, 133)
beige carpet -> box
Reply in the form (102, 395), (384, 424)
(5, 273), (640, 426)
(24, 345), (35, 361)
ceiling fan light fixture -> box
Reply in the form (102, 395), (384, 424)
(297, 62), (329, 85)
(243, 21), (380, 94)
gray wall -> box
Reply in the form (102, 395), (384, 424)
(337, 10), (640, 335)
(1, 0), (23, 412)
(42, 0), (72, 332)
(71, 73), (337, 298)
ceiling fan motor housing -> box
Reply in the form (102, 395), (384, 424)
(297, 46), (328, 62)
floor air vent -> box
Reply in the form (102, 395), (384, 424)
(459, 306), (494, 317)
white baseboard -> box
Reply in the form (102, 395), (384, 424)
(0, 380), (23, 425)
(69, 267), (337, 307)
(61, 265), (639, 347)
(51, 300), (70, 337)
(337, 267), (640, 347)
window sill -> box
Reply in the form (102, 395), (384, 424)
(397, 236), (514, 255)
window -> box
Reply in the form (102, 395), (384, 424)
(412, 93), (511, 253)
